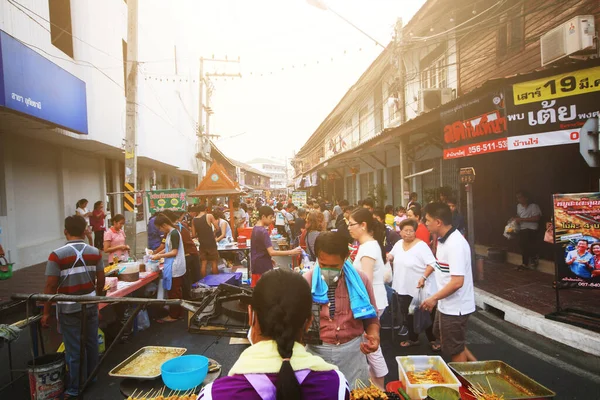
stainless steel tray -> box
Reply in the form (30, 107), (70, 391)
(449, 361), (556, 399)
(109, 346), (187, 379)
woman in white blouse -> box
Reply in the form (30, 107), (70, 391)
(388, 218), (440, 351)
(348, 207), (389, 390)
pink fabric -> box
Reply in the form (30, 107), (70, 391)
(104, 227), (127, 263)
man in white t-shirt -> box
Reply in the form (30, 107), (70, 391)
(420, 202), (476, 363)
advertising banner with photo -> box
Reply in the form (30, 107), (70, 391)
(147, 189), (187, 214)
(442, 66), (600, 159)
(553, 193), (600, 289)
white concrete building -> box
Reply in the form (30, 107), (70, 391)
(246, 158), (288, 190)
(0, 0), (199, 270)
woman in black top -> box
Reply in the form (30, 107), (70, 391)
(191, 205), (220, 277)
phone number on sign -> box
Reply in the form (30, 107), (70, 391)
(468, 139), (508, 155)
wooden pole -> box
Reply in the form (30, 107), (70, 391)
(229, 197), (235, 237)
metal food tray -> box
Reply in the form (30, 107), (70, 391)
(449, 361), (556, 399)
(109, 346), (187, 379)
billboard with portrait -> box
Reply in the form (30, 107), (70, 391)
(553, 192), (600, 289)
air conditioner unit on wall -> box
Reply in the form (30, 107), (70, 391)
(418, 88), (453, 114)
(541, 15), (595, 67)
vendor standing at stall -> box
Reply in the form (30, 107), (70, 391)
(251, 206), (302, 286)
(303, 231), (381, 384)
(41, 216), (105, 399)
(103, 214), (129, 264)
(192, 205), (220, 278)
(147, 213), (164, 251)
(151, 214), (186, 322)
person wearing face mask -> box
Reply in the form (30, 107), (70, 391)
(303, 232), (380, 386)
(200, 269), (350, 400)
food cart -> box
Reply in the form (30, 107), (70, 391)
(189, 162), (246, 237)
(189, 163), (251, 274)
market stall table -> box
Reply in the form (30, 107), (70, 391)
(216, 243), (251, 275)
(100, 271), (161, 310)
(119, 357), (222, 398)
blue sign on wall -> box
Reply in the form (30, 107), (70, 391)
(0, 30), (88, 134)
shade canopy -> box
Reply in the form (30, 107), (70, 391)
(189, 162), (245, 197)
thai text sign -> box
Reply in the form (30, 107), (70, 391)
(0, 30), (88, 134)
(553, 193), (600, 289)
(147, 189), (187, 214)
(442, 90), (508, 159)
(513, 66), (600, 105)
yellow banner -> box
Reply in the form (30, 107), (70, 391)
(513, 66), (600, 105)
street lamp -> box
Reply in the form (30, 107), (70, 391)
(307, 0), (386, 48)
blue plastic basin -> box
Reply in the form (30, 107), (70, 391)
(161, 355), (209, 391)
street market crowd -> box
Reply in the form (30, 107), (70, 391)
(39, 192), (489, 399)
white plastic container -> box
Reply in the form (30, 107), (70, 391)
(396, 355), (461, 399)
(146, 260), (161, 272)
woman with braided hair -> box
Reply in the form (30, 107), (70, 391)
(198, 269), (350, 400)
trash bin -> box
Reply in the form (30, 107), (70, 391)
(27, 353), (65, 400)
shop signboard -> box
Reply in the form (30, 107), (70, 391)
(505, 66), (600, 152)
(441, 90), (508, 159)
(292, 191), (307, 206)
(553, 192), (600, 289)
(147, 189), (187, 214)
(442, 66), (600, 159)
(0, 30), (88, 134)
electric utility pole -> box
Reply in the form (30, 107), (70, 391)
(196, 57), (242, 184)
(124, 0), (139, 255)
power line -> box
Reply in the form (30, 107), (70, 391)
(296, 0), (562, 156)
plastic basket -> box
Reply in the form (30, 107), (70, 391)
(397, 355), (461, 399)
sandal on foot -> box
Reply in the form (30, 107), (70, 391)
(400, 340), (420, 348)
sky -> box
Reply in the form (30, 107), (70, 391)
(138, 0), (426, 164)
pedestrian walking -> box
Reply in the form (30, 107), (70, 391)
(388, 219), (440, 351)
(304, 231), (380, 386)
(407, 206), (431, 246)
(303, 210), (325, 262)
(373, 208), (401, 253)
(89, 201), (106, 250)
(421, 202), (477, 362)
(347, 208), (389, 389)
(75, 199), (94, 245)
(41, 216), (104, 399)
(150, 214), (186, 322)
(407, 192), (420, 210)
(103, 214), (129, 264)
(447, 198), (466, 235)
(515, 190), (542, 270)
(199, 269), (350, 399)
(335, 200), (353, 244)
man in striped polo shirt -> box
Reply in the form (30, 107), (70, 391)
(41, 215), (105, 399)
